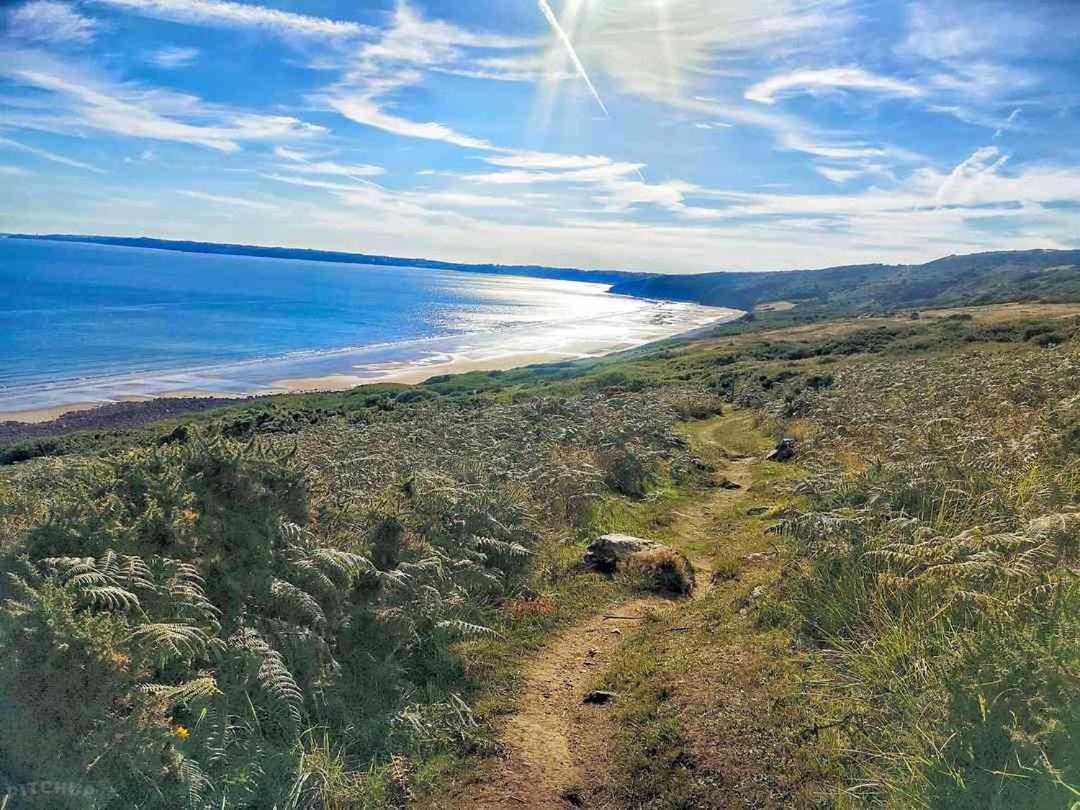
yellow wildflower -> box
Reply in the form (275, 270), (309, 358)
(172, 725), (190, 741)
(180, 509), (199, 524)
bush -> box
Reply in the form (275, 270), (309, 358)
(598, 444), (654, 498)
(0, 438), (62, 465)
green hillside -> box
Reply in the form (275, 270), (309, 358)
(612, 249), (1080, 315)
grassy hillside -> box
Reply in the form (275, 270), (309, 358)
(612, 249), (1080, 315)
(0, 303), (1077, 808)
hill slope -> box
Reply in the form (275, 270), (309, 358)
(611, 249), (1080, 313)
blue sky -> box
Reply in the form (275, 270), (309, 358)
(1, 0), (1078, 272)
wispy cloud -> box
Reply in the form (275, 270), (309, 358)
(6, 1), (98, 43)
(328, 92), (497, 151)
(0, 165), (33, 176)
(746, 67), (924, 105)
(90, 0), (370, 38)
(179, 189), (279, 210)
(0, 134), (105, 172)
(149, 46), (199, 68)
(994, 107), (1022, 138)
(0, 50), (326, 152)
(320, 2), (529, 151)
(273, 145), (384, 180)
(815, 166), (861, 183)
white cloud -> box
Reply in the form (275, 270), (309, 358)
(433, 53), (572, 83)
(932, 145), (1010, 206)
(0, 51), (326, 152)
(179, 189), (279, 210)
(90, 0), (370, 38)
(328, 93), (497, 151)
(0, 134), (105, 172)
(0, 165), (32, 176)
(815, 166), (861, 183)
(273, 146), (385, 179)
(461, 161), (644, 186)
(149, 46), (199, 68)
(483, 152), (614, 170)
(6, 1), (98, 43)
(746, 67), (924, 105)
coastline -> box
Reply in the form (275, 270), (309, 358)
(0, 304), (742, 431)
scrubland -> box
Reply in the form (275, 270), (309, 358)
(0, 303), (1077, 808)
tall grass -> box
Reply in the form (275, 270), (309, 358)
(780, 345), (1080, 808)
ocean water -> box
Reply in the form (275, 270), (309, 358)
(1, 238), (732, 414)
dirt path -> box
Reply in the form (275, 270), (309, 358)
(454, 596), (661, 808)
(444, 442), (756, 809)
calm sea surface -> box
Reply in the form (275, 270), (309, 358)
(1, 238), (668, 409)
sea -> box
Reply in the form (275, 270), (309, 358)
(0, 238), (736, 416)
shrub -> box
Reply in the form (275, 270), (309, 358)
(598, 444), (654, 498)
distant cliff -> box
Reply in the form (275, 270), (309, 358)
(6, 233), (652, 287)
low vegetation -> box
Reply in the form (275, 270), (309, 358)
(1, 302), (1077, 808)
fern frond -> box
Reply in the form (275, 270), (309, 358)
(82, 585), (140, 611)
(474, 536), (532, 557)
(270, 579), (326, 629)
(130, 622), (211, 659)
(141, 675), (222, 707)
(436, 619), (503, 639)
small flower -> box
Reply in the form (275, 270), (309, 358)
(179, 509), (199, 524)
(172, 725), (190, 741)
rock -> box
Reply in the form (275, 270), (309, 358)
(764, 438), (797, 462)
(584, 533), (665, 572)
(750, 585), (766, 600)
(717, 477), (742, 490)
(583, 690), (617, 705)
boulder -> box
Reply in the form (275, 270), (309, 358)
(764, 438), (797, 462)
(584, 534), (696, 594)
(584, 533), (665, 572)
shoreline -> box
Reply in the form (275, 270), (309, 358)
(0, 303), (743, 432)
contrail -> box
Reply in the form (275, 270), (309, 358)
(536, 0), (608, 118)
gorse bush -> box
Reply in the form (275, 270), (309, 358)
(779, 343), (1080, 808)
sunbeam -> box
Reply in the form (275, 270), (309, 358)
(536, 0), (609, 117)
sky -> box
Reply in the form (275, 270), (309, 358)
(1, 0), (1078, 273)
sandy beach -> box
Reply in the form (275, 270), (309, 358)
(1, 301), (741, 426)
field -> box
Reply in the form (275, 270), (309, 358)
(0, 302), (1077, 808)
